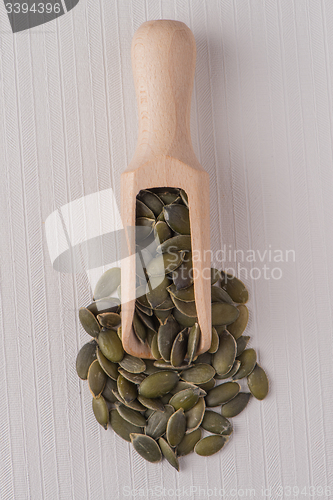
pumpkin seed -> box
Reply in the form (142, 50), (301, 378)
(208, 327), (219, 353)
(132, 311), (147, 344)
(185, 397), (206, 433)
(247, 364), (269, 400)
(221, 392), (252, 418)
(233, 348), (257, 380)
(130, 433), (162, 463)
(145, 405), (174, 439)
(154, 359), (192, 371)
(101, 377), (118, 403)
(171, 296), (197, 317)
(92, 396), (109, 429)
(187, 323), (200, 364)
(88, 359), (107, 398)
(116, 404), (147, 427)
(171, 252), (194, 290)
(177, 428), (201, 456)
(211, 286), (233, 305)
(93, 267), (121, 300)
(215, 360), (241, 380)
(153, 295), (174, 310)
(79, 308), (101, 337)
(136, 199), (155, 219)
(163, 204), (190, 235)
(150, 333), (161, 359)
(143, 359), (160, 375)
(180, 364), (215, 385)
(146, 251), (184, 276)
(159, 437), (180, 471)
(118, 368), (146, 385)
(76, 340), (97, 380)
(167, 283), (195, 302)
(96, 347), (119, 380)
(228, 305), (249, 339)
(146, 275), (170, 308)
(110, 410), (143, 442)
(137, 190), (164, 217)
(166, 408), (186, 447)
(170, 329), (188, 367)
(157, 235), (191, 254)
(97, 312), (121, 329)
(173, 308), (197, 327)
(118, 354), (146, 374)
(157, 315), (181, 362)
(154, 220), (173, 244)
(195, 352), (212, 365)
(197, 378), (216, 391)
(135, 301), (153, 316)
(169, 387), (201, 412)
(138, 370), (179, 399)
(212, 330), (237, 376)
(87, 297), (120, 315)
(194, 435), (228, 456)
(211, 302), (240, 326)
(201, 410), (233, 435)
(154, 309), (171, 323)
(137, 395), (165, 412)
(117, 374), (137, 403)
(220, 272), (249, 304)
(98, 329), (124, 363)
(236, 335), (250, 357)
(205, 381), (240, 407)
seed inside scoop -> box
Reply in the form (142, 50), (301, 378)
(75, 187), (269, 471)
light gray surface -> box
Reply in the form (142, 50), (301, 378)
(1, 1), (333, 499)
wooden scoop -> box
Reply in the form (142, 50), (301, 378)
(121, 20), (211, 358)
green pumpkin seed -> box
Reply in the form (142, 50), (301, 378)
(146, 275), (170, 308)
(88, 359), (107, 397)
(247, 364), (269, 400)
(116, 404), (147, 427)
(143, 359), (160, 375)
(136, 217), (154, 241)
(163, 204), (190, 235)
(157, 315), (181, 362)
(136, 309), (157, 332)
(198, 378), (216, 391)
(156, 210), (165, 222)
(101, 377), (118, 403)
(135, 300), (153, 316)
(92, 396), (109, 429)
(136, 199), (155, 219)
(211, 302), (240, 326)
(211, 286), (233, 305)
(96, 347), (119, 380)
(93, 267), (121, 300)
(157, 235), (191, 254)
(118, 368), (146, 385)
(154, 309), (171, 323)
(166, 408), (186, 447)
(170, 329), (188, 367)
(154, 359), (193, 371)
(154, 220), (173, 244)
(153, 295), (174, 310)
(215, 360), (241, 380)
(145, 405), (174, 439)
(195, 352), (212, 365)
(187, 323), (200, 364)
(177, 428), (201, 456)
(233, 348), (257, 380)
(118, 354), (146, 374)
(212, 330), (237, 376)
(79, 307), (101, 337)
(130, 433), (162, 463)
(208, 327), (219, 353)
(158, 437), (179, 471)
(179, 189), (189, 207)
(155, 188), (180, 205)
(146, 251), (184, 276)
(173, 308), (197, 327)
(227, 305), (249, 339)
(110, 410), (143, 442)
(97, 312), (121, 328)
(194, 435), (228, 456)
(137, 190), (164, 217)
(137, 395), (165, 412)
(180, 364), (215, 385)
(86, 297), (120, 315)
(220, 271), (249, 304)
(98, 329), (124, 363)
(171, 252), (194, 290)
(171, 296), (197, 317)
(221, 392), (252, 417)
(117, 374), (137, 403)
(136, 288), (152, 310)
(201, 410), (233, 435)
(236, 335), (250, 357)
(169, 387), (201, 412)
(205, 381), (240, 407)
(151, 333), (161, 359)
(185, 397), (206, 433)
(211, 268), (221, 285)
(138, 370), (179, 399)
(159, 393), (172, 405)
(76, 340), (97, 380)
(170, 381), (199, 394)
(112, 390), (144, 411)
(167, 283), (195, 302)
(133, 311), (147, 344)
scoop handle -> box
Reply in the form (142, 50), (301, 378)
(131, 20), (196, 160)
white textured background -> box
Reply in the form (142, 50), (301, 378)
(1, 1), (333, 499)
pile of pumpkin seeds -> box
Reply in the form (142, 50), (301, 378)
(76, 187), (269, 471)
